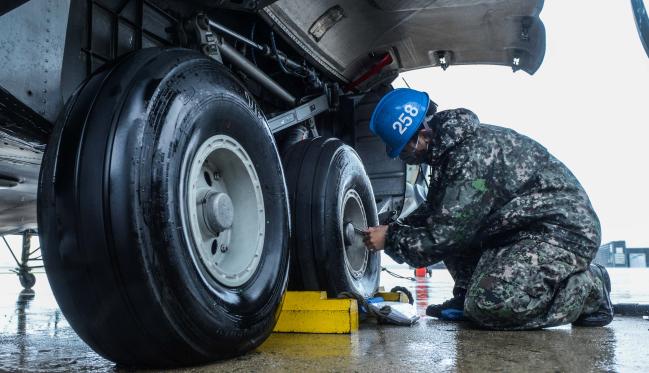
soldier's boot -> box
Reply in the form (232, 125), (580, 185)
(572, 263), (613, 327)
(426, 287), (466, 319)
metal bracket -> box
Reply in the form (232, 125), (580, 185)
(433, 50), (453, 71)
(267, 94), (329, 133)
(193, 14), (222, 63)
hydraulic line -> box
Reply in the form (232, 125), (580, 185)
(208, 18), (265, 52)
(217, 39), (296, 105)
(208, 17), (308, 76)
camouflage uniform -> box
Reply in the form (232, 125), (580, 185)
(385, 108), (604, 330)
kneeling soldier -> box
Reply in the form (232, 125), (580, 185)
(364, 88), (613, 330)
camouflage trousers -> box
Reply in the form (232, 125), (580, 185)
(445, 239), (605, 330)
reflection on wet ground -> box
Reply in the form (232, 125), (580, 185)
(0, 277), (113, 372)
(1, 272), (648, 372)
(380, 267), (649, 313)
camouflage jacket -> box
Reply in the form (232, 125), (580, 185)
(384, 109), (601, 268)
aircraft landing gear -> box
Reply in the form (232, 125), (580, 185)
(2, 231), (41, 289)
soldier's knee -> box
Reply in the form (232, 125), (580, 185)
(464, 275), (505, 321)
(464, 275), (541, 328)
(464, 292), (515, 325)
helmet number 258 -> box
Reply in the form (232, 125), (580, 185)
(392, 104), (419, 135)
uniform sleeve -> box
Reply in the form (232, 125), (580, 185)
(384, 174), (495, 268)
(400, 201), (431, 226)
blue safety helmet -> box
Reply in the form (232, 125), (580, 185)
(369, 88), (430, 158)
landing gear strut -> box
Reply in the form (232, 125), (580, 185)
(2, 230), (42, 289)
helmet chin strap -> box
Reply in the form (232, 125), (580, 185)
(399, 121), (434, 164)
(415, 119), (433, 150)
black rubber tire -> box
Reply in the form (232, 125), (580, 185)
(284, 137), (328, 291)
(18, 272), (35, 289)
(37, 48), (290, 367)
(281, 139), (312, 290)
(283, 138), (380, 297)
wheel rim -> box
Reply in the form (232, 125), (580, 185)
(186, 135), (265, 287)
(341, 189), (369, 280)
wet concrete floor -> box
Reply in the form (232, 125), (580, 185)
(1, 272), (648, 372)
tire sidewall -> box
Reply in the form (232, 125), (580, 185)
(325, 145), (380, 298)
(117, 53), (288, 352)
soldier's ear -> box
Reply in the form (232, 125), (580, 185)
(420, 128), (434, 139)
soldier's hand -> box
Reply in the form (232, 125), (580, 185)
(363, 225), (388, 252)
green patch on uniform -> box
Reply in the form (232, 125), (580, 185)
(471, 179), (487, 193)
